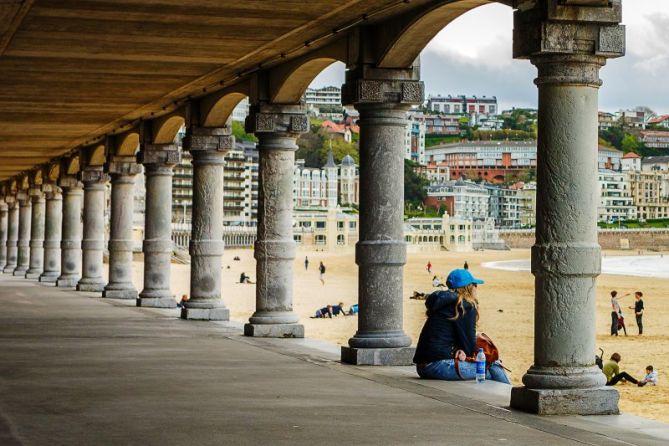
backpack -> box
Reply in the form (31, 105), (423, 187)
(595, 348), (604, 370)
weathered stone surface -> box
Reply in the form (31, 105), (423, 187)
(103, 163), (139, 300)
(244, 323), (304, 338)
(56, 177), (83, 288)
(0, 199), (8, 270)
(13, 192), (31, 275)
(510, 387), (619, 416)
(341, 347), (416, 366)
(181, 307), (229, 321)
(343, 85), (412, 355)
(137, 151), (177, 308)
(181, 126), (229, 321)
(3, 199), (18, 273)
(76, 170), (108, 293)
(39, 185), (62, 283)
(25, 189), (45, 279)
(245, 105), (303, 335)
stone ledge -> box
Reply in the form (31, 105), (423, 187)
(56, 277), (79, 288)
(25, 272), (42, 280)
(76, 282), (105, 292)
(244, 323), (304, 338)
(181, 307), (229, 321)
(38, 274), (58, 283)
(341, 346), (416, 366)
(510, 386), (619, 415)
(137, 296), (177, 309)
(102, 289), (138, 300)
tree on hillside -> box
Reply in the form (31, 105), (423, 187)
(319, 138), (359, 165)
(621, 134), (641, 153)
(404, 159), (429, 208)
(231, 120), (257, 143)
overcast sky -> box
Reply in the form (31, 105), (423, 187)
(311, 0), (668, 114)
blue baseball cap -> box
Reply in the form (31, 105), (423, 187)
(446, 268), (484, 289)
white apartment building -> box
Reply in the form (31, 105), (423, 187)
(405, 115), (426, 165)
(642, 156), (669, 172)
(597, 146), (623, 171)
(598, 170), (637, 223)
(231, 97), (250, 122)
(427, 94), (498, 115)
(628, 170), (669, 220)
(425, 178), (489, 220)
(293, 152), (359, 209)
(621, 152), (641, 171)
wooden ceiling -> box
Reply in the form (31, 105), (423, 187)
(0, 0), (435, 180)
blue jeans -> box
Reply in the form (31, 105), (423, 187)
(417, 359), (511, 384)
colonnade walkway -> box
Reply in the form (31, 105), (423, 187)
(1, 275), (667, 446)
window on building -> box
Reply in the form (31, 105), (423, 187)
(293, 235), (302, 243)
(337, 221), (344, 230)
(349, 221), (356, 229)
(337, 234), (345, 245)
(315, 235), (326, 245)
(316, 221), (326, 229)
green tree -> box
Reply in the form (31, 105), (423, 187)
(621, 134), (641, 153)
(404, 159), (429, 207)
(231, 120), (257, 143)
(296, 131), (324, 167)
(319, 138), (359, 165)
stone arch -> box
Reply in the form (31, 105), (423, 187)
(116, 131), (140, 156)
(378, 0), (510, 68)
(88, 143), (107, 166)
(200, 81), (250, 127)
(269, 39), (348, 104)
(31, 168), (43, 186)
(47, 163), (60, 182)
(152, 112), (187, 144)
(65, 156), (80, 175)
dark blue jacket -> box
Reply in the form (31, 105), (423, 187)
(412, 290), (477, 364)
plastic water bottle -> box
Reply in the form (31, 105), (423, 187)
(476, 348), (486, 383)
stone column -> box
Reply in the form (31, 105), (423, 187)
(180, 127), (232, 320)
(3, 197), (18, 273)
(340, 67), (423, 364)
(76, 169), (109, 292)
(136, 144), (180, 307)
(13, 191), (31, 276)
(243, 104), (307, 337)
(25, 187), (46, 279)
(56, 177), (83, 287)
(103, 160), (142, 299)
(39, 184), (62, 283)
(509, 7), (625, 415)
(0, 199), (7, 271)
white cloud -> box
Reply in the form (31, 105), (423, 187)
(310, 1), (669, 114)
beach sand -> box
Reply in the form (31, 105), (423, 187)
(124, 248), (669, 423)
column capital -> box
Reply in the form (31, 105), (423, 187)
(42, 183), (62, 200)
(245, 103), (308, 135)
(137, 143), (181, 167)
(183, 126), (234, 157)
(58, 175), (83, 190)
(513, 5), (625, 62)
(79, 168), (110, 185)
(342, 66), (424, 107)
(107, 159), (143, 177)
(16, 191), (30, 203)
(28, 187), (45, 201)
(0, 200), (7, 211)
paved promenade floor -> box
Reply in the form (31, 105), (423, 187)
(1, 274), (668, 446)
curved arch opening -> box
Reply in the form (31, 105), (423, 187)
(153, 116), (186, 144)
(89, 144), (106, 166)
(116, 132), (140, 156)
(272, 57), (339, 104)
(202, 92), (247, 128)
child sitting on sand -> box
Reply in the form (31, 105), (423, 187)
(638, 365), (658, 387)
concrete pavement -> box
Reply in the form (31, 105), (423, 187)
(0, 274), (667, 445)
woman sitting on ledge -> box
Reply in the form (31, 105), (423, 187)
(413, 269), (510, 384)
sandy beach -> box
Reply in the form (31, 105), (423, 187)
(123, 248), (669, 423)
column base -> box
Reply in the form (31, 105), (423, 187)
(510, 386), (619, 415)
(136, 296), (176, 308)
(56, 276), (80, 287)
(39, 273), (59, 283)
(3, 265), (16, 273)
(102, 288), (138, 299)
(341, 346), (416, 366)
(25, 270), (43, 279)
(244, 323), (304, 338)
(181, 307), (229, 321)
(13, 267), (28, 276)
(76, 281), (105, 292)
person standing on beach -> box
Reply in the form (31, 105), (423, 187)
(610, 291), (628, 336)
(304, 256), (309, 271)
(319, 261), (326, 285)
(463, 261), (469, 270)
(629, 291), (644, 335)
(427, 261), (432, 273)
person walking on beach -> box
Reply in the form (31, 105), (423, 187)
(603, 353), (639, 386)
(629, 291), (644, 335)
(463, 261), (469, 270)
(304, 256), (309, 271)
(319, 261), (326, 285)
(426, 261), (432, 273)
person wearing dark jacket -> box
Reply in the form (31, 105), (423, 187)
(413, 269), (510, 383)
